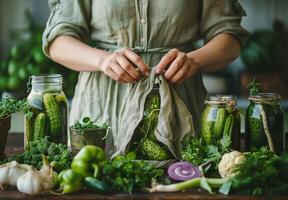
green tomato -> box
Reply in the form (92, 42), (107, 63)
(8, 61), (18, 75)
(8, 76), (21, 90)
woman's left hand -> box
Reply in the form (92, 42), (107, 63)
(156, 49), (200, 84)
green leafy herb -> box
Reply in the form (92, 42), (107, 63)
(247, 77), (261, 96)
(70, 117), (108, 134)
(1, 137), (72, 172)
(181, 137), (205, 166)
(230, 148), (288, 196)
(0, 98), (28, 118)
(100, 152), (167, 193)
(181, 135), (232, 175)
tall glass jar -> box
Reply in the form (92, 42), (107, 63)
(245, 93), (284, 154)
(201, 95), (241, 150)
(25, 74), (68, 149)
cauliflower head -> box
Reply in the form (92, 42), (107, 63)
(218, 151), (245, 178)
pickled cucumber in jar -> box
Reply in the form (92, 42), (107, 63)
(201, 95), (241, 150)
(25, 74), (68, 149)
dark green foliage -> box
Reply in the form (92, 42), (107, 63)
(230, 149), (288, 196)
(0, 137), (72, 172)
(181, 135), (231, 175)
(100, 152), (167, 193)
(247, 77), (261, 96)
(0, 98), (28, 118)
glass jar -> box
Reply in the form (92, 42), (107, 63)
(201, 95), (241, 150)
(25, 74), (68, 149)
(245, 93), (284, 154)
(130, 84), (171, 160)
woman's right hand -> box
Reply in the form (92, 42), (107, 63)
(100, 48), (149, 83)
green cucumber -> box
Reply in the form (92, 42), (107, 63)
(34, 113), (47, 140)
(43, 93), (61, 140)
(25, 114), (34, 149)
(140, 138), (170, 161)
(212, 108), (228, 140)
(201, 105), (216, 145)
(85, 177), (109, 193)
(223, 114), (234, 137)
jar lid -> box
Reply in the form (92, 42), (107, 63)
(205, 95), (237, 106)
(27, 74), (62, 92)
(249, 93), (281, 103)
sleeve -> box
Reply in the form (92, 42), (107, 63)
(200, 0), (249, 47)
(42, 0), (91, 57)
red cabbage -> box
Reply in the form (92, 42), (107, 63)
(168, 161), (202, 181)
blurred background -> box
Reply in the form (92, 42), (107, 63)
(0, 0), (287, 133)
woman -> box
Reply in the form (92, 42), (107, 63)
(42, 0), (248, 146)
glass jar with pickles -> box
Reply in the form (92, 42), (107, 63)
(25, 74), (68, 149)
(201, 95), (241, 150)
(245, 93), (284, 154)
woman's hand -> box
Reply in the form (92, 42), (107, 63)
(101, 48), (149, 83)
(156, 49), (200, 84)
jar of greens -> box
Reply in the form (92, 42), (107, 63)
(201, 95), (241, 150)
(130, 84), (172, 161)
(245, 93), (284, 154)
(25, 74), (68, 149)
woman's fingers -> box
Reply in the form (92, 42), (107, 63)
(115, 53), (140, 80)
(156, 49), (179, 74)
(121, 49), (149, 76)
(164, 52), (186, 80)
(105, 66), (128, 83)
(169, 63), (189, 84)
(111, 62), (136, 83)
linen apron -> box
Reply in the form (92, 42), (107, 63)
(42, 0), (249, 150)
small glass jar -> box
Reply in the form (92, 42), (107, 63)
(245, 93), (284, 154)
(201, 95), (241, 150)
(25, 74), (68, 149)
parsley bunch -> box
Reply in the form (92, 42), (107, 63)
(230, 148), (288, 196)
(0, 98), (28, 118)
(101, 152), (166, 193)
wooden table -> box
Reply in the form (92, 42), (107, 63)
(1, 133), (287, 200)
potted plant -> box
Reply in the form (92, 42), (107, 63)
(0, 98), (27, 159)
(69, 117), (108, 152)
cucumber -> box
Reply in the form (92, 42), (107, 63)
(34, 113), (47, 140)
(43, 93), (61, 140)
(140, 138), (170, 161)
(85, 177), (109, 193)
(212, 108), (228, 140)
(25, 114), (34, 149)
(201, 105), (216, 145)
(223, 114), (234, 137)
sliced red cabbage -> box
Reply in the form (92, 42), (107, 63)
(168, 161), (202, 181)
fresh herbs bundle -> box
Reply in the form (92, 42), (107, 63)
(181, 135), (231, 175)
(70, 117), (108, 134)
(1, 137), (72, 172)
(101, 152), (167, 193)
(222, 148), (288, 196)
(0, 98), (28, 118)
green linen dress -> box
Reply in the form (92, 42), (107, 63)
(42, 0), (248, 145)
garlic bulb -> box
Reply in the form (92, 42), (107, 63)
(16, 159), (57, 195)
(0, 161), (31, 189)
